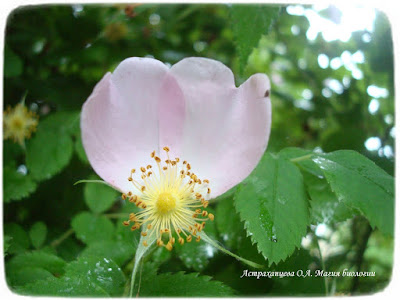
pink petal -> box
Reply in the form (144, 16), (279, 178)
(168, 57), (271, 197)
(81, 58), (170, 192)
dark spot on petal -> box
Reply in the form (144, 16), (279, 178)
(264, 90), (270, 97)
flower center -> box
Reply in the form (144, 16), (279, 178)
(122, 147), (214, 251)
(156, 192), (176, 214)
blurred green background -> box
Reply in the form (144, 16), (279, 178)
(3, 3), (394, 296)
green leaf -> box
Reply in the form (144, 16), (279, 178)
(4, 45), (23, 78)
(80, 240), (135, 266)
(84, 178), (118, 213)
(312, 150), (394, 236)
(16, 276), (108, 296)
(7, 250), (66, 275)
(74, 131), (89, 164)
(235, 153), (309, 265)
(26, 112), (79, 181)
(270, 249), (325, 296)
(139, 272), (235, 296)
(64, 256), (126, 296)
(29, 222), (47, 249)
(7, 267), (54, 287)
(4, 236), (13, 257)
(71, 212), (114, 245)
(3, 166), (37, 203)
(175, 208), (218, 272)
(231, 4), (280, 72)
(4, 223), (30, 254)
(303, 172), (355, 225)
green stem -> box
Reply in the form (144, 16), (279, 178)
(129, 259), (140, 297)
(200, 231), (264, 269)
(290, 153), (313, 163)
(50, 228), (74, 248)
(316, 239), (329, 296)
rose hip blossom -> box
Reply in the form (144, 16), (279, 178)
(81, 57), (271, 250)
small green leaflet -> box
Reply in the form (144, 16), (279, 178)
(71, 212), (114, 245)
(29, 221), (48, 249)
(139, 272), (235, 297)
(312, 150), (394, 236)
(234, 153), (309, 265)
(3, 166), (37, 203)
(231, 4), (280, 72)
(26, 111), (79, 181)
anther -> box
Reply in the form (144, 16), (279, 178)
(202, 211), (208, 217)
(203, 201), (209, 208)
(122, 193), (127, 200)
(147, 171), (152, 176)
(163, 166), (167, 171)
(128, 177), (133, 181)
(143, 241), (148, 247)
(186, 235), (192, 243)
(208, 213), (214, 221)
(207, 188), (211, 194)
(151, 151), (155, 158)
(204, 179), (209, 184)
(131, 169), (136, 174)
(128, 191), (132, 196)
(141, 232), (147, 237)
(175, 158), (180, 162)
(141, 186), (146, 192)
(129, 195), (138, 203)
(129, 213), (136, 221)
(140, 167), (146, 172)
(179, 237), (184, 245)
(155, 156), (161, 163)
(163, 146), (170, 152)
(183, 161), (187, 164)
(123, 221), (130, 226)
(195, 209), (202, 214)
(166, 242), (173, 251)
(196, 235), (201, 242)
(147, 165), (152, 169)
(157, 239), (164, 247)
(147, 224), (152, 230)
(187, 164), (191, 170)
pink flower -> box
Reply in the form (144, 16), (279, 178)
(81, 57), (271, 249)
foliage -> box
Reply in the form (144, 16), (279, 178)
(3, 3), (394, 297)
